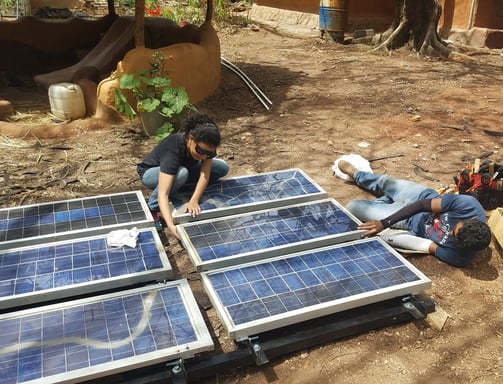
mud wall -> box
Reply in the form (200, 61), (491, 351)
(29, 0), (503, 32)
(439, 0), (470, 29)
(0, 15), (114, 74)
(257, 0), (503, 31)
(256, 0), (394, 31)
(472, 0), (503, 29)
(438, 0), (503, 48)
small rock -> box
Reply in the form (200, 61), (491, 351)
(0, 99), (14, 119)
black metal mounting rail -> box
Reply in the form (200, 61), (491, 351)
(84, 294), (435, 384)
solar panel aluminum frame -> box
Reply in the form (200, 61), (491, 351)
(170, 168), (328, 224)
(177, 198), (364, 271)
(0, 280), (214, 384)
(0, 191), (154, 251)
(200, 238), (432, 341)
(0, 228), (172, 310)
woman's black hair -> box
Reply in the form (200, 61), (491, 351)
(183, 113), (221, 147)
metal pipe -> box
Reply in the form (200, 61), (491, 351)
(220, 57), (272, 110)
(221, 57), (272, 106)
(221, 60), (269, 110)
(222, 56), (273, 105)
(468, 0), (477, 29)
(221, 56), (273, 106)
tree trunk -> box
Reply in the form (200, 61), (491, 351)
(371, 0), (451, 58)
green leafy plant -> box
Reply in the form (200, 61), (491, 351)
(114, 51), (194, 139)
(0, 0), (18, 15)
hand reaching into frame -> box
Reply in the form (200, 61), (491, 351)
(358, 220), (385, 238)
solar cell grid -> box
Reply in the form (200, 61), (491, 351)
(170, 169), (327, 223)
(0, 191), (151, 249)
(0, 280), (213, 384)
(0, 228), (172, 309)
(201, 238), (431, 340)
(178, 199), (362, 271)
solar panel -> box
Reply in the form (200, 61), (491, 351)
(0, 280), (213, 384)
(200, 238), (431, 340)
(0, 191), (152, 250)
(170, 168), (327, 224)
(177, 198), (363, 271)
(0, 228), (172, 310)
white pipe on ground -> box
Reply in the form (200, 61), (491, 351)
(221, 56), (273, 111)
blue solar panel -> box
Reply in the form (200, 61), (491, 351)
(170, 169), (327, 223)
(201, 238), (431, 340)
(0, 191), (152, 250)
(0, 228), (172, 309)
(177, 199), (363, 271)
(0, 280), (213, 384)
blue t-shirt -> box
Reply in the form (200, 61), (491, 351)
(407, 194), (486, 267)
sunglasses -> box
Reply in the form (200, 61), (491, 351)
(195, 143), (217, 159)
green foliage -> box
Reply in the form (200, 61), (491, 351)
(0, 0), (18, 14)
(155, 121), (176, 142)
(140, 0), (247, 25)
(145, 0), (158, 8)
(114, 51), (194, 137)
(115, 0), (135, 8)
(165, 1), (203, 24)
(114, 1), (255, 27)
(213, 0), (228, 22)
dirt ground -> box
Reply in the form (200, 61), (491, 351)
(1, 21), (503, 384)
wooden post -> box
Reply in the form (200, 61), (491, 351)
(135, 0), (145, 48)
(107, 0), (116, 16)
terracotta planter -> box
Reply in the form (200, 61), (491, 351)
(139, 110), (169, 136)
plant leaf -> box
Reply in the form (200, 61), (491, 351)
(155, 122), (175, 142)
(114, 52), (193, 123)
(151, 77), (172, 88)
(139, 98), (161, 112)
(114, 89), (137, 120)
(119, 74), (142, 90)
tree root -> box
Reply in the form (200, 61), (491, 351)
(365, 0), (453, 59)
(372, 20), (407, 53)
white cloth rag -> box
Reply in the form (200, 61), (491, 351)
(106, 227), (139, 248)
(332, 154), (373, 180)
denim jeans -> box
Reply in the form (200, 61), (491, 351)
(346, 171), (438, 229)
(141, 158), (229, 211)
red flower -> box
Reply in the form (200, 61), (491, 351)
(145, 3), (161, 17)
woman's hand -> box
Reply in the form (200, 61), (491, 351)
(358, 220), (385, 237)
(184, 201), (201, 217)
(166, 223), (180, 240)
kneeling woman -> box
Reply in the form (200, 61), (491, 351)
(137, 113), (229, 239)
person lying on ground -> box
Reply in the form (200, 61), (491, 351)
(334, 155), (491, 267)
(137, 112), (229, 239)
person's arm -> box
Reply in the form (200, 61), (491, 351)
(379, 231), (434, 253)
(157, 172), (179, 239)
(184, 158), (212, 217)
(428, 242), (438, 255)
(358, 197), (442, 237)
